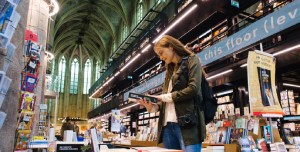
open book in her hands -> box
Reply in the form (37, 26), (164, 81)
(128, 92), (158, 103)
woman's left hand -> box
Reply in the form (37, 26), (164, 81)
(147, 94), (162, 102)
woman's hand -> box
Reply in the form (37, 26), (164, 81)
(136, 98), (153, 112)
(148, 94), (162, 102)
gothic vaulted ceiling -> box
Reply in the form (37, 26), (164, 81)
(52, 0), (136, 62)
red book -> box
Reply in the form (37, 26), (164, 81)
(223, 121), (231, 127)
(25, 30), (38, 42)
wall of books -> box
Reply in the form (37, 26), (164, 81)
(14, 30), (42, 150)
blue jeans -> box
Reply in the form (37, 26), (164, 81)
(162, 122), (202, 152)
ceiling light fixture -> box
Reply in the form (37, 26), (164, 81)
(273, 44), (300, 56)
(106, 76), (115, 84)
(215, 89), (234, 97)
(283, 83), (300, 88)
(120, 103), (139, 111)
(114, 71), (120, 77)
(152, 4), (198, 43)
(90, 91), (98, 98)
(240, 63), (247, 67)
(120, 53), (141, 71)
(141, 44), (152, 53)
(198, 29), (212, 39)
(49, 0), (59, 17)
(207, 69), (233, 80)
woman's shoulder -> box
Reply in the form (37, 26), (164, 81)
(187, 54), (199, 62)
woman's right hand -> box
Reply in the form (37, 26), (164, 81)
(136, 98), (153, 112)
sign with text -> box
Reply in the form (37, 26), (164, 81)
(56, 144), (83, 152)
(198, 1), (300, 66)
(247, 51), (283, 116)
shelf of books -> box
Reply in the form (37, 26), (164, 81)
(203, 111), (300, 151)
(135, 111), (159, 142)
(215, 90), (235, 120)
(202, 88), (300, 151)
(37, 104), (48, 136)
(279, 89), (300, 148)
(121, 116), (131, 129)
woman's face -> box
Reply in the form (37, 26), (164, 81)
(154, 46), (175, 64)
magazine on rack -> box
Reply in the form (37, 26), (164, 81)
(128, 92), (158, 103)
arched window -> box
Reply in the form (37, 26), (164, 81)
(95, 61), (101, 81)
(83, 59), (92, 94)
(137, 0), (143, 23)
(70, 58), (79, 94)
(58, 56), (66, 93)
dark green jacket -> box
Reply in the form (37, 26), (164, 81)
(157, 54), (206, 146)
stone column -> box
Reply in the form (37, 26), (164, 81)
(0, 1), (30, 151)
(26, 0), (50, 135)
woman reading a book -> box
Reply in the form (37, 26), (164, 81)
(136, 35), (205, 152)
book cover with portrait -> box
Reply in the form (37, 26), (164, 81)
(216, 127), (227, 144)
(257, 67), (276, 106)
(262, 126), (272, 143)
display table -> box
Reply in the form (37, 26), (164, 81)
(202, 143), (239, 152)
(131, 140), (158, 147)
(132, 147), (183, 152)
(56, 141), (85, 152)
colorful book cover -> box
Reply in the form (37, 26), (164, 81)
(223, 120), (231, 127)
(15, 130), (31, 150)
(17, 110), (34, 130)
(262, 126), (272, 143)
(230, 128), (245, 143)
(257, 138), (268, 152)
(225, 127), (232, 144)
(216, 127), (227, 144)
(21, 74), (37, 92)
(19, 91), (35, 111)
(248, 135), (256, 150)
(236, 118), (247, 129)
(0, 0), (14, 34)
(247, 118), (255, 131)
(239, 137), (251, 152)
